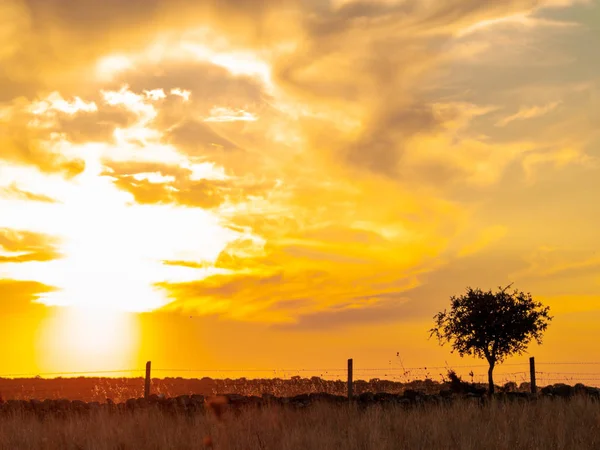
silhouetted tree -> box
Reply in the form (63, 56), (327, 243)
(430, 284), (552, 394)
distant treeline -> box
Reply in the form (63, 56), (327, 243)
(0, 376), (528, 402)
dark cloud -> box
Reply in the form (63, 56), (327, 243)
(166, 120), (240, 154)
(117, 61), (266, 111)
(24, 0), (163, 31)
(278, 244), (540, 331)
(23, 0), (276, 35)
(161, 271), (285, 300)
(0, 0), (286, 100)
(53, 103), (138, 144)
(0, 229), (62, 263)
(270, 0), (569, 180)
(2, 0), (566, 184)
(411, 0), (546, 31)
(157, 268), (333, 311)
(0, 0), (569, 102)
(164, 118), (275, 178)
(275, 294), (423, 331)
(110, 60), (270, 160)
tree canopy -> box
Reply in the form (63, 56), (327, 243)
(430, 284), (552, 394)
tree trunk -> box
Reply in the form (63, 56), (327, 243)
(488, 363), (495, 395)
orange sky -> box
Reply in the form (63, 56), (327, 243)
(0, 0), (599, 385)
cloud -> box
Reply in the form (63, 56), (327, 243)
(342, 104), (449, 176)
(162, 260), (211, 269)
(0, 0), (596, 329)
(0, 183), (58, 203)
(115, 60), (267, 109)
(2, 0), (587, 186)
(166, 120), (240, 154)
(0, 279), (57, 314)
(458, 225), (508, 257)
(0, 0), (287, 100)
(111, 176), (227, 209)
(456, 12), (580, 37)
(103, 159), (276, 209)
(27, 90), (139, 144)
(0, 96), (88, 176)
(0, 120), (85, 178)
(205, 107), (258, 123)
(1, 0), (586, 105)
(521, 145), (591, 182)
(156, 216), (452, 322)
(496, 101), (561, 126)
(0, 229), (62, 263)
(274, 294), (425, 331)
(512, 246), (600, 281)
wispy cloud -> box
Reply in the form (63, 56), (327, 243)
(458, 225), (508, 257)
(205, 107), (258, 123)
(457, 13), (579, 37)
(0, 229), (62, 263)
(0, 183), (58, 203)
(496, 101), (561, 127)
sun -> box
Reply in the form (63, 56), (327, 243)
(36, 306), (141, 374)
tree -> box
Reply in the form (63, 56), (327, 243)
(430, 284), (552, 394)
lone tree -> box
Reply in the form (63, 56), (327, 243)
(430, 284), (552, 394)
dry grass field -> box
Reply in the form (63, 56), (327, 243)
(0, 397), (599, 450)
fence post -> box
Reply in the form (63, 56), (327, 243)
(145, 361), (151, 399)
(529, 357), (537, 394)
(347, 358), (353, 400)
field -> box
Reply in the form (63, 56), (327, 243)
(1, 397), (599, 450)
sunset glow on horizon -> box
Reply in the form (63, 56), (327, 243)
(1, 0), (599, 380)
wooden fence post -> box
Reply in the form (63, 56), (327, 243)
(347, 358), (353, 400)
(529, 357), (537, 394)
(145, 361), (151, 399)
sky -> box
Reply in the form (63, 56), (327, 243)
(0, 0), (599, 384)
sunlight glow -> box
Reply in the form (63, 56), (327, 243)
(0, 141), (240, 312)
(36, 307), (140, 373)
(95, 54), (133, 80)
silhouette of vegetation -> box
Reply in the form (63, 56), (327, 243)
(444, 370), (486, 396)
(430, 284), (552, 394)
(0, 376), (453, 402)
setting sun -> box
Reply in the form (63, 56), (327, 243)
(36, 307), (140, 374)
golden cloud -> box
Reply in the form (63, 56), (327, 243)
(0, 279), (57, 314)
(0, 229), (62, 263)
(0, 183), (58, 203)
(0, 0), (596, 329)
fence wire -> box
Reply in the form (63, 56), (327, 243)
(2, 362), (600, 386)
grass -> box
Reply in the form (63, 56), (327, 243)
(1, 397), (599, 449)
